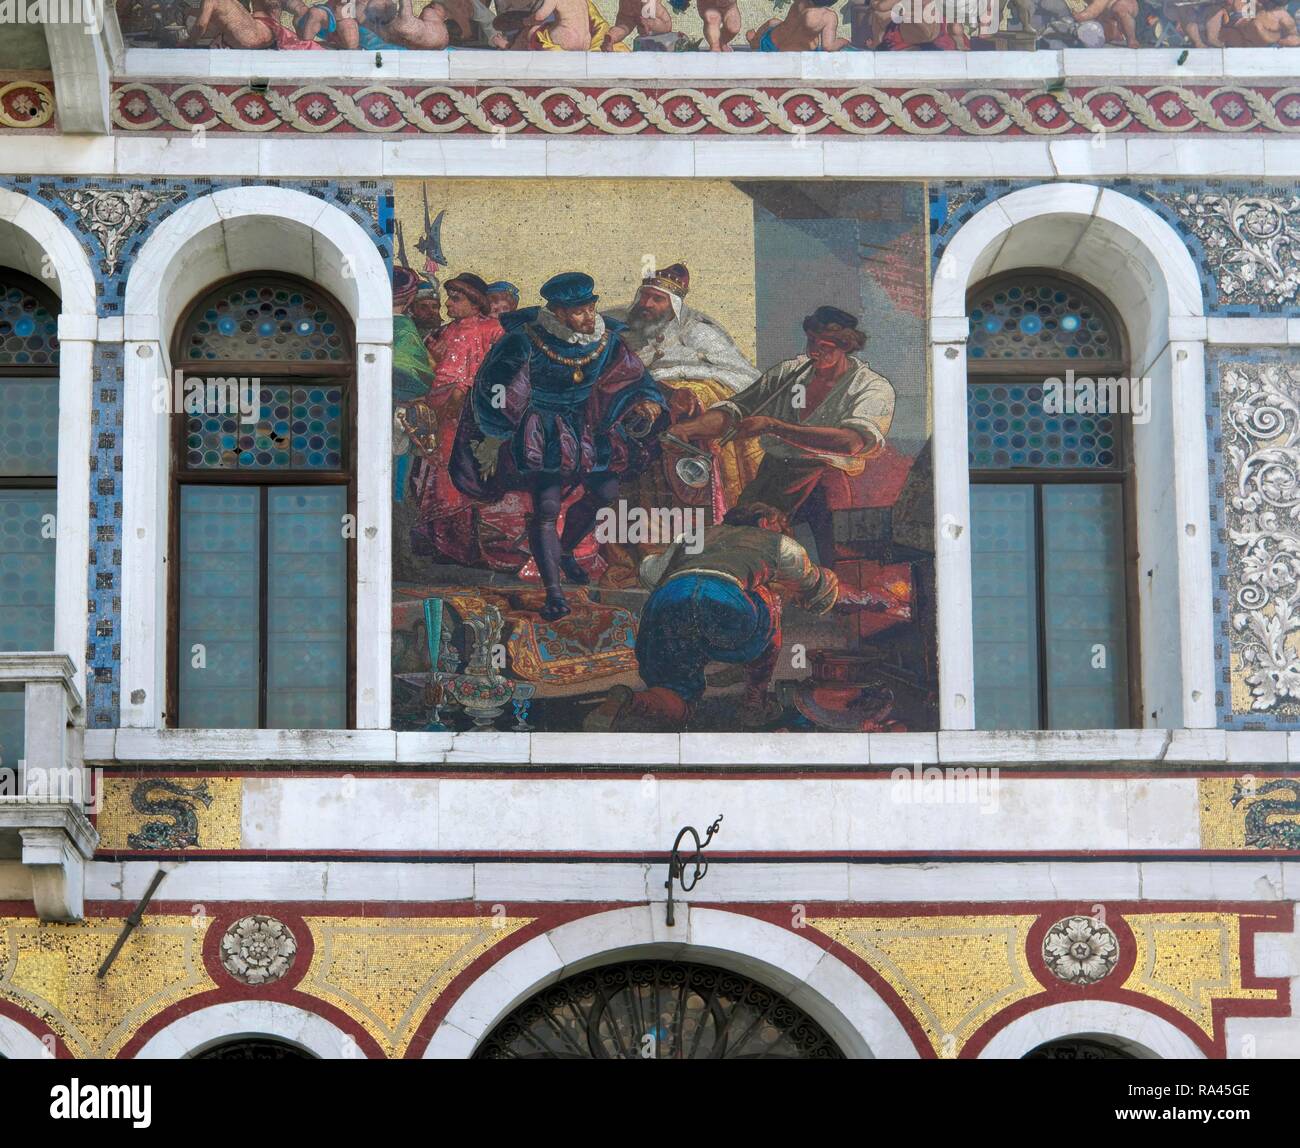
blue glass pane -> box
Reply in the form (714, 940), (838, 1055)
(0, 683), (22, 770)
(0, 491), (56, 652)
(265, 487), (347, 730)
(0, 378), (59, 477)
(971, 484), (1039, 731)
(0, 282), (59, 368)
(967, 382), (1119, 471)
(968, 276), (1118, 362)
(178, 486), (261, 729)
(1043, 485), (1129, 729)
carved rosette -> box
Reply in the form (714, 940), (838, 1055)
(1042, 916), (1119, 985)
(221, 915), (298, 986)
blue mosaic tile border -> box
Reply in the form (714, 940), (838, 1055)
(929, 179), (1299, 318)
(1206, 345), (1300, 732)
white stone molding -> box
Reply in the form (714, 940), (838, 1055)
(977, 999), (1206, 1059)
(930, 182), (1213, 730)
(132, 999), (363, 1059)
(43, 17), (114, 134)
(120, 185), (393, 730)
(424, 904), (916, 1059)
(0, 189), (97, 691)
(0, 1013), (54, 1059)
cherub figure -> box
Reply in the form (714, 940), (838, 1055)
(746, 0), (851, 50)
(1071, 0), (1140, 44)
(698, 0), (741, 49)
(606, 0), (678, 47)
(1208, 0), (1299, 44)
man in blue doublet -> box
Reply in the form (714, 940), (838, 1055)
(451, 272), (668, 620)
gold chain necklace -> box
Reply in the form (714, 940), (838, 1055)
(528, 328), (609, 383)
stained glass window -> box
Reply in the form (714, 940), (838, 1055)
(173, 275), (352, 731)
(178, 280), (351, 364)
(967, 274), (1132, 732)
(967, 382), (1119, 471)
(0, 281), (59, 367)
(0, 274), (59, 766)
(967, 275), (1120, 363)
(185, 383), (344, 471)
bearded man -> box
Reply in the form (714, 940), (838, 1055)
(451, 272), (668, 620)
(605, 264), (764, 553)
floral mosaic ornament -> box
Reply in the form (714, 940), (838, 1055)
(1168, 193), (1300, 309)
(1042, 916), (1120, 985)
(55, 187), (190, 275)
(221, 916), (299, 986)
(0, 81), (54, 129)
(1222, 359), (1300, 714)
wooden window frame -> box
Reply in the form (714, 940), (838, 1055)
(165, 273), (357, 730)
(966, 269), (1142, 730)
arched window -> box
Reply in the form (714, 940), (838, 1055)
(474, 960), (845, 1059)
(966, 272), (1136, 730)
(1024, 1037), (1138, 1060)
(192, 1037), (314, 1060)
(0, 271), (60, 766)
(169, 276), (354, 730)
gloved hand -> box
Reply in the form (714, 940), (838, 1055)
(472, 434), (507, 479)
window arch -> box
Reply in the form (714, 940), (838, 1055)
(0, 270), (60, 766)
(966, 271), (1137, 731)
(474, 959), (845, 1060)
(192, 1037), (315, 1060)
(1023, 1037), (1140, 1060)
(168, 274), (355, 730)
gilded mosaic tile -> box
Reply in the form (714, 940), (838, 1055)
(1200, 776), (1300, 849)
(1122, 912), (1275, 1036)
(0, 917), (213, 1058)
(301, 916), (532, 1058)
(809, 914), (1040, 1058)
(97, 777), (243, 851)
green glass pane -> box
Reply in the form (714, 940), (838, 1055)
(265, 486), (347, 730)
(971, 484), (1039, 731)
(967, 382), (1119, 472)
(0, 491), (56, 652)
(967, 276), (1118, 363)
(177, 485), (261, 729)
(1043, 485), (1130, 729)
(0, 282), (59, 369)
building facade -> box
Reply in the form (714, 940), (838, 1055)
(0, 5), (1298, 1060)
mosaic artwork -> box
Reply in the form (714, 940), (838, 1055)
(1209, 351), (1300, 728)
(389, 179), (934, 733)
(113, 0), (1300, 52)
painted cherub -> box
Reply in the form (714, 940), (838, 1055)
(1070, 0), (1140, 45)
(521, 0), (598, 48)
(746, 0), (851, 49)
(606, 0), (679, 47)
(291, 0), (362, 47)
(186, 0), (287, 47)
(697, 0), (741, 49)
(362, 0), (454, 46)
(1208, 0), (1300, 44)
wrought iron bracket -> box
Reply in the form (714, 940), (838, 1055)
(664, 814), (722, 927)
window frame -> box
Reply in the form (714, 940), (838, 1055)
(165, 273), (358, 730)
(966, 269), (1142, 731)
(0, 269), (61, 495)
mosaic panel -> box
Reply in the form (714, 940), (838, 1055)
(112, 0), (1300, 52)
(390, 178), (936, 734)
(1208, 349), (1300, 729)
(96, 777), (243, 851)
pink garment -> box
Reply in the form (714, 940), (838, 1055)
(428, 314), (504, 399)
(253, 12), (327, 49)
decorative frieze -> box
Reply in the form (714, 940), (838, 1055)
(112, 80), (1300, 138)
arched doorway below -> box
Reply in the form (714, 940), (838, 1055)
(474, 959), (845, 1060)
(1024, 1035), (1146, 1060)
(192, 1038), (315, 1061)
